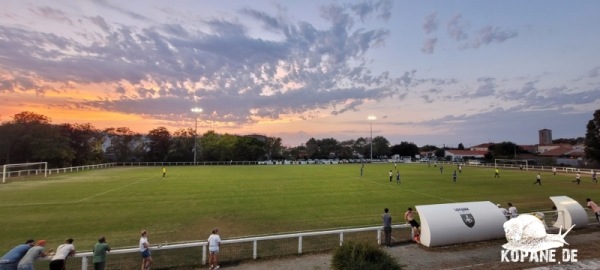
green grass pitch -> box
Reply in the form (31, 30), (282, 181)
(0, 163), (597, 252)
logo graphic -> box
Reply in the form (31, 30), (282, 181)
(502, 213), (574, 252)
(454, 207), (475, 228)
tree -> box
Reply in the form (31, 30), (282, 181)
(488, 141), (522, 158)
(390, 142), (419, 158)
(584, 109), (600, 164)
(104, 127), (143, 162)
(371, 136), (390, 159)
(145, 127), (172, 162)
(458, 143), (465, 150)
(167, 128), (194, 162)
(0, 112), (73, 167)
(59, 123), (104, 166)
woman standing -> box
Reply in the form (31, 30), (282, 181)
(208, 228), (221, 270)
(139, 230), (153, 270)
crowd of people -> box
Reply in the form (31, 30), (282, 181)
(0, 228), (222, 270)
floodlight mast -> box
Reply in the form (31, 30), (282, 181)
(368, 116), (376, 162)
(191, 107), (203, 165)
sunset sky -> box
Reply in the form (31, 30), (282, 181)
(1, 0), (599, 147)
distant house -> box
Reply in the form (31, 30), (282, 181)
(470, 143), (494, 152)
(537, 144), (569, 154)
(445, 150), (487, 160)
(538, 144), (584, 158)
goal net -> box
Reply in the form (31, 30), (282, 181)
(2, 162), (47, 184)
(494, 159), (528, 170)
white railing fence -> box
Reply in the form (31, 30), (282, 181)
(36, 224), (411, 270)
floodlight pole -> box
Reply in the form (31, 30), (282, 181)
(368, 116), (376, 161)
(191, 107), (203, 165)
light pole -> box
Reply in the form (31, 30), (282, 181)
(368, 116), (376, 161)
(191, 107), (203, 165)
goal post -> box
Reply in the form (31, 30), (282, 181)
(2, 162), (48, 184)
(494, 159), (528, 170)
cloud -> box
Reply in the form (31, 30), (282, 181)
(351, 0), (393, 22)
(447, 14), (468, 41)
(464, 25), (518, 49)
(423, 12), (438, 34)
(588, 66), (600, 78)
(421, 38), (437, 54)
(0, 1), (411, 127)
(29, 6), (73, 25)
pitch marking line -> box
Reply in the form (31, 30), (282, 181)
(75, 176), (154, 203)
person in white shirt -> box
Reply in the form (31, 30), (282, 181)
(586, 198), (600, 222)
(49, 239), (75, 270)
(139, 230), (153, 270)
(508, 203), (518, 219)
(208, 228), (222, 270)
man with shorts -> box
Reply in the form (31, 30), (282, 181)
(388, 170), (393, 182)
(139, 230), (152, 270)
(208, 228), (221, 270)
(494, 168), (500, 178)
(404, 207), (420, 243)
(533, 173), (542, 185)
(573, 173), (581, 185)
(592, 170), (597, 184)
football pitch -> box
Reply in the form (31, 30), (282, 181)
(0, 163), (597, 252)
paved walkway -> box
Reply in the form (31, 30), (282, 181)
(219, 228), (600, 270)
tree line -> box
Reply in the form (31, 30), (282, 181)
(0, 112), (424, 168)
(2, 110), (599, 168)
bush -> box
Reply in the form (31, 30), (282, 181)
(331, 241), (401, 270)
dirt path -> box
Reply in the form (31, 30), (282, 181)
(220, 225), (600, 270)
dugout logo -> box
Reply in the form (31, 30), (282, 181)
(454, 207), (475, 228)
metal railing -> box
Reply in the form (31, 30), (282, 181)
(46, 224), (411, 270)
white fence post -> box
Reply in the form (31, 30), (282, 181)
(253, 240), (257, 259)
(81, 256), (87, 270)
(298, 236), (302, 254)
(202, 245), (206, 265)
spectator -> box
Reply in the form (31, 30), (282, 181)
(586, 198), (600, 222)
(139, 230), (152, 270)
(208, 228), (222, 270)
(49, 238), (75, 270)
(17, 240), (50, 270)
(0, 240), (35, 270)
(92, 237), (111, 270)
(404, 207), (420, 243)
(381, 208), (392, 247)
(508, 203), (518, 219)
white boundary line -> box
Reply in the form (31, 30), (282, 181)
(75, 176), (153, 203)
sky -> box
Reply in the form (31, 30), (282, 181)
(1, 0), (599, 148)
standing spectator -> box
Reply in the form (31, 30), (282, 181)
(497, 204), (509, 220)
(381, 208), (392, 247)
(139, 230), (152, 270)
(92, 237), (111, 270)
(458, 164), (462, 174)
(17, 240), (50, 270)
(0, 240), (35, 270)
(162, 167), (166, 178)
(360, 164), (364, 177)
(452, 170), (457, 183)
(208, 228), (222, 270)
(49, 239), (75, 270)
(552, 167), (557, 176)
(586, 198), (600, 222)
(572, 173), (581, 185)
(404, 207), (420, 243)
(508, 203), (518, 219)
(388, 170), (393, 182)
(439, 165), (444, 174)
(533, 173), (542, 185)
(494, 168), (500, 178)
(396, 171), (400, 184)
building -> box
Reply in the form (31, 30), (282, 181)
(539, 129), (552, 145)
